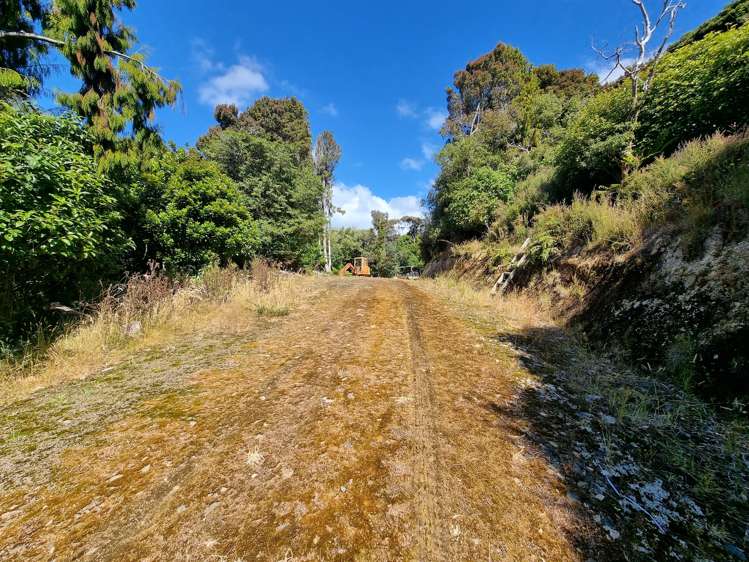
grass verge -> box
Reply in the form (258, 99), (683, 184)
(419, 276), (749, 561)
(0, 262), (318, 405)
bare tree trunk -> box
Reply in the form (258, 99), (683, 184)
(325, 224), (333, 273)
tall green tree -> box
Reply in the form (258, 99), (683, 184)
(203, 129), (324, 267)
(0, 0), (47, 95)
(444, 43), (533, 138)
(313, 131), (342, 272)
(236, 97), (312, 162)
(29, 0), (181, 166)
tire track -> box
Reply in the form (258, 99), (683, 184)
(402, 284), (450, 562)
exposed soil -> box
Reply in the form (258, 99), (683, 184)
(0, 279), (597, 561)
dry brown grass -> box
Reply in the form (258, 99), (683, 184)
(419, 275), (556, 334)
(0, 264), (317, 405)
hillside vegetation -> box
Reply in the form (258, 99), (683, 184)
(423, 0), (749, 403)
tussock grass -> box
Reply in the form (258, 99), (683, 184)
(0, 262), (316, 404)
(493, 132), (749, 267)
(420, 276), (555, 334)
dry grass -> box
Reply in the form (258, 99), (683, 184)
(419, 276), (555, 334)
(0, 263), (317, 405)
(419, 275), (749, 558)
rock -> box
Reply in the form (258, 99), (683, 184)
(604, 526), (621, 540)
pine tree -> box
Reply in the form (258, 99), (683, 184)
(0, 0), (48, 94)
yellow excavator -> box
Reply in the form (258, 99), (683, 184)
(338, 257), (371, 276)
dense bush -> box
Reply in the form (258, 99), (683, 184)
(552, 86), (634, 200)
(637, 24), (749, 158)
(203, 130), (324, 268)
(525, 132), (749, 266)
(0, 104), (131, 339)
(144, 154), (259, 274)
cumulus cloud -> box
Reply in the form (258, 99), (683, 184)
(421, 142), (438, 160)
(425, 108), (447, 131)
(400, 157), (424, 171)
(396, 99), (418, 118)
(321, 103), (339, 117)
(192, 39), (269, 107)
(332, 183), (423, 229)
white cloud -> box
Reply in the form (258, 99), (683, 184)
(191, 39), (221, 73)
(332, 183), (423, 229)
(197, 55), (269, 107)
(321, 103), (339, 117)
(425, 108), (447, 131)
(400, 157), (424, 171)
(396, 99), (418, 118)
(586, 56), (636, 85)
(421, 142), (438, 160)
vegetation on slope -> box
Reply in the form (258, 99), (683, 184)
(423, 0), (749, 402)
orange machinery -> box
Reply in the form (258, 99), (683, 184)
(339, 257), (371, 276)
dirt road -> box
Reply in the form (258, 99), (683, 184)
(0, 279), (588, 561)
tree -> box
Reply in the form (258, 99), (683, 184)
(369, 211), (399, 277)
(0, 103), (131, 339)
(203, 129), (324, 267)
(1, 0), (181, 166)
(144, 154), (258, 274)
(593, 0), (686, 123)
(0, 0), (47, 94)
(236, 97), (312, 162)
(330, 228), (368, 270)
(444, 43), (534, 138)
(313, 131), (342, 272)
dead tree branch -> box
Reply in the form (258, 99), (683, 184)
(592, 0), (686, 110)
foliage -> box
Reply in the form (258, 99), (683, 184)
(526, 132), (749, 266)
(143, 153), (258, 274)
(0, 67), (31, 99)
(0, 104), (130, 339)
(444, 43), (534, 138)
(669, 0), (749, 50)
(236, 97), (312, 162)
(203, 129), (324, 267)
(0, 0), (47, 95)
(637, 24), (749, 157)
(46, 0), (180, 166)
(553, 85), (634, 200)
(429, 42), (599, 249)
(330, 228), (369, 270)
(533, 65), (599, 98)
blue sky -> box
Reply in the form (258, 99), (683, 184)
(41, 0), (728, 228)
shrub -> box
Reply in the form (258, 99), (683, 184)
(145, 154), (259, 274)
(638, 24), (749, 157)
(0, 104), (131, 340)
(489, 166), (554, 241)
(553, 86), (634, 200)
(619, 132), (749, 244)
(527, 194), (640, 265)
